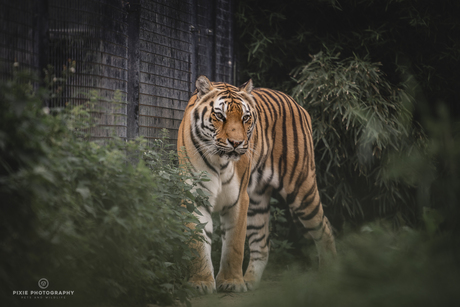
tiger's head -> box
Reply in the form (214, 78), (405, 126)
(192, 75), (257, 161)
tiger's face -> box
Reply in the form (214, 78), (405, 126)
(193, 76), (256, 161)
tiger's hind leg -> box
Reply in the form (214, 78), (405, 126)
(289, 188), (337, 267)
(243, 188), (272, 290)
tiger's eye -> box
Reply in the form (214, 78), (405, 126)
(215, 113), (225, 120)
(243, 115), (250, 122)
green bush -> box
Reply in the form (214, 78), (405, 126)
(0, 71), (207, 306)
(291, 50), (422, 225)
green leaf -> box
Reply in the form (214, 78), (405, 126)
(76, 187), (91, 200)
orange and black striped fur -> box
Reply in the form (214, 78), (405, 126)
(177, 76), (336, 294)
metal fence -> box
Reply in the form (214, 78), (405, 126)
(0, 0), (236, 145)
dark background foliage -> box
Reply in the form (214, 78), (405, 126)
(236, 0), (460, 230)
(238, 0), (460, 116)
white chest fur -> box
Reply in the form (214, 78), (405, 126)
(202, 156), (240, 213)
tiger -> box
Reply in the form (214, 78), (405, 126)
(177, 75), (336, 294)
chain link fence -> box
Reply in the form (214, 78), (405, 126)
(0, 0), (236, 145)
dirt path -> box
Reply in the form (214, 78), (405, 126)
(146, 271), (291, 307)
(146, 279), (282, 307)
(189, 280), (282, 307)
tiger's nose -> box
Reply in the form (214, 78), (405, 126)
(228, 139), (243, 148)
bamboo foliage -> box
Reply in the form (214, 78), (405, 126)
(291, 50), (422, 223)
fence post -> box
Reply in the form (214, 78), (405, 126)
(211, 0), (216, 81)
(34, 0), (49, 103)
(189, 0), (198, 96)
(127, 0), (140, 140)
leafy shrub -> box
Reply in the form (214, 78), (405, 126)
(267, 201), (298, 268)
(0, 71), (206, 306)
(290, 50), (422, 225)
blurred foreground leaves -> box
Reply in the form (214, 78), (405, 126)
(246, 223), (460, 307)
(0, 71), (207, 306)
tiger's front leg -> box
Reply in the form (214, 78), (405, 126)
(215, 192), (249, 292)
(189, 205), (216, 294)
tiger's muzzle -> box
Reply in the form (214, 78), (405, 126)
(216, 139), (248, 160)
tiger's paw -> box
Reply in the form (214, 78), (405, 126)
(216, 278), (248, 293)
(189, 280), (216, 295)
(244, 278), (260, 291)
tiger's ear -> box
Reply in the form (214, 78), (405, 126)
(196, 75), (213, 98)
(239, 79), (253, 94)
